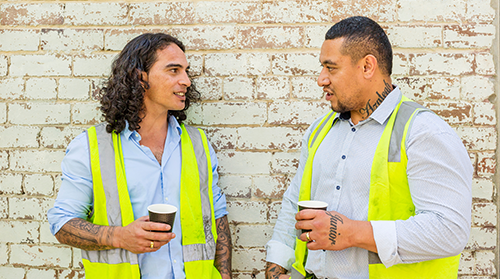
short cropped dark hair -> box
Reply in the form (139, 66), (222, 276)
(98, 33), (200, 134)
(325, 16), (392, 76)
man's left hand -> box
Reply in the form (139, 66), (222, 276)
(295, 210), (377, 253)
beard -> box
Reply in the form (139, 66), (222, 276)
(328, 91), (350, 114)
(326, 86), (363, 114)
(331, 101), (349, 114)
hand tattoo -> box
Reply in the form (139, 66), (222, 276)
(325, 212), (343, 246)
(266, 262), (287, 279)
(215, 216), (232, 278)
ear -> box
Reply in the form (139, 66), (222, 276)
(138, 70), (148, 89)
(361, 55), (378, 79)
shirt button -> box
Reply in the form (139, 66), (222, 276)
(173, 260), (177, 263)
(135, 133), (139, 137)
(351, 127), (356, 132)
(165, 197), (168, 201)
(336, 185), (341, 190)
(341, 155), (346, 159)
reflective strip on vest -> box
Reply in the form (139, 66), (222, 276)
(388, 100), (425, 163)
(292, 110), (337, 278)
(83, 123), (220, 279)
(181, 125), (217, 263)
(83, 123), (139, 279)
(180, 124), (221, 279)
(294, 96), (460, 278)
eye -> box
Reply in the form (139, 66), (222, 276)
(320, 64), (334, 71)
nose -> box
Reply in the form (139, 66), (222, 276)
(317, 67), (330, 87)
(179, 70), (191, 87)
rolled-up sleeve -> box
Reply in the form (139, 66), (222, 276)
(208, 141), (228, 220)
(372, 112), (472, 267)
(47, 132), (94, 235)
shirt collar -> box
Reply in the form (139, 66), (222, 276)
(369, 85), (402, 125)
(168, 115), (183, 136)
(122, 121), (135, 139)
(121, 114), (183, 141)
(334, 85), (402, 126)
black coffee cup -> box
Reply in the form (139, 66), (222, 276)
(297, 200), (328, 234)
(148, 204), (177, 233)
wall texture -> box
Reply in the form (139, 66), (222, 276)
(0, 0), (497, 278)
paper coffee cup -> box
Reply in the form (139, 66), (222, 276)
(148, 204), (177, 233)
(298, 200), (328, 211)
(297, 200), (328, 234)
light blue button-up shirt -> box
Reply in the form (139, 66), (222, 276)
(266, 87), (472, 278)
(48, 115), (228, 279)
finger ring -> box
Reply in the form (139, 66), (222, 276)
(306, 232), (312, 242)
(150, 241), (154, 249)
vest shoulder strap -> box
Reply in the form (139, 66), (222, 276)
(179, 124), (218, 263)
(388, 98), (431, 162)
(308, 111), (336, 149)
(83, 124), (139, 273)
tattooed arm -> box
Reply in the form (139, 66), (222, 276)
(214, 216), (232, 279)
(265, 262), (289, 279)
(55, 218), (117, 250)
(55, 216), (175, 254)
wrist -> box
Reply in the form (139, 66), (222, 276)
(352, 220), (377, 253)
(110, 226), (122, 249)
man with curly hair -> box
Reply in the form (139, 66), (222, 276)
(48, 33), (231, 279)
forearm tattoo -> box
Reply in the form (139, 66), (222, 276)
(325, 211), (343, 246)
(55, 218), (116, 250)
(359, 79), (392, 119)
(266, 262), (287, 279)
(214, 216), (232, 278)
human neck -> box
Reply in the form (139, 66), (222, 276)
(137, 111), (169, 164)
(351, 78), (393, 125)
(137, 110), (169, 140)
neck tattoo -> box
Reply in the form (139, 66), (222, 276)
(358, 80), (392, 119)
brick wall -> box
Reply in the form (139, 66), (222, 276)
(0, 1), (497, 278)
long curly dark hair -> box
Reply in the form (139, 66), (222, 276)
(98, 33), (200, 133)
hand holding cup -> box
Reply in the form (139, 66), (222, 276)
(297, 200), (328, 234)
(147, 204), (177, 233)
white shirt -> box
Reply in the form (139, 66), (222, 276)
(266, 87), (472, 278)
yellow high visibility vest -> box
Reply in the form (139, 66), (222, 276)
(83, 123), (221, 279)
(292, 96), (460, 279)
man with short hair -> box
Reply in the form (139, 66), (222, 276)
(265, 16), (472, 279)
(48, 33), (232, 279)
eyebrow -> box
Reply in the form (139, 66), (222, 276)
(165, 63), (189, 68)
(320, 59), (337, 66)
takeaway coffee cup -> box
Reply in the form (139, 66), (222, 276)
(298, 200), (328, 211)
(148, 204), (177, 233)
(297, 200), (328, 234)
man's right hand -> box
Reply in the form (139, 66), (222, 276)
(55, 216), (175, 254)
(265, 262), (289, 279)
(114, 216), (176, 254)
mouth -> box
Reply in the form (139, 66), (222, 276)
(174, 92), (186, 97)
(323, 88), (333, 96)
